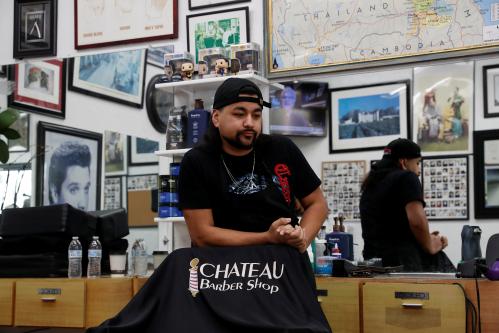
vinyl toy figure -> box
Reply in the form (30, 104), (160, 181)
(230, 58), (241, 75)
(181, 62), (194, 80)
(215, 58), (229, 77)
(197, 61), (209, 79)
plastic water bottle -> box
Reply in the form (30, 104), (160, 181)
(131, 239), (148, 276)
(87, 236), (102, 278)
(68, 236), (82, 278)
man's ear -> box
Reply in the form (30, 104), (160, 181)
(49, 184), (59, 203)
(212, 109), (221, 128)
(398, 158), (408, 170)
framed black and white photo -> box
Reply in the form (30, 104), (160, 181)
(36, 122), (102, 211)
(474, 130), (499, 218)
(8, 111), (30, 153)
(13, 0), (57, 59)
(8, 59), (66, 118)
(321, 160), (366, 221)
(104, 176), (123, 210)
(482, 64), (499, 118)
(128, 136), (159, 166)
(104, 131), (127, 176)
(329, 81), (409, 153)
(68, 49), (147, 108)
(421, 155), (469, 220)
(0, 163), (32, 213)
(187, 7), (249, 63)
(188, 0), (250, 10)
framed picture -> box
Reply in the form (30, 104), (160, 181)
(0, 66), (7, 78)
(104, 176), (122, 210)
(0, 163), (32, 212)
(474, 130), (499, 218)
(329, 81), (409, 153)
(68, 49), (147, 108)
(36, 122), (102, 211)
(74, 0), (178, 49)
(104, 131), (127, 176)
(189, 0), (250, 10)
(421, 155), (469, 221)
(321, 160), (366, 221)
(266, 1), (499, 77)
(413, 62), (474, 155)
(145, 74), (174, 133)
(186, 7), (249, 63)
(482, 64), (499, 118)
(8, 59), (66, 118)
(147, 45), (175, 68)
(8, 111), (30, 153)
(128, 136), (159, 166)
(13, 0), (57, 59)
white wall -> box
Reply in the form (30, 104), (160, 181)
(1, 1), (498, 265)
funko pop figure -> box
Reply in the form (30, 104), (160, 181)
(215, 58), (229, 77)
(197, 60), (209, 79)
(160, 64), (173, 82)
(230, 58), (241, 75)
(181, 62), (194, 80)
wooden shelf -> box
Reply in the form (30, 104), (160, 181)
(154, 217), (185, 223)
(154, 73), (269, 92)
(154, 148), (190, 157)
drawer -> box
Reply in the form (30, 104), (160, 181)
(15, 279), (85, 327)
(315, 278), (360, 333)
(86, 278), (133, 328)
(362, 282), (466, 333)
(0, 280), (15, 325)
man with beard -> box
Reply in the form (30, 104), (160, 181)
(178, 78), (328, 252)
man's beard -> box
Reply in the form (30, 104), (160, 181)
(222, 130), (258, 150)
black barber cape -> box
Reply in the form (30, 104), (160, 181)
(87, 245), (332, 333)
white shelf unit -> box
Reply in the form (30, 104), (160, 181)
(154, 148), (190, 157)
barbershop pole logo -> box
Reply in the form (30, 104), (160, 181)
(188, 258), (199, 297)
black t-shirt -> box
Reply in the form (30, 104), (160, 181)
(360, 169), (425, 266)
(178, 135), (321, 232)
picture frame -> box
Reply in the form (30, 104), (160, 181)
(473, 130), (499, 218)
(8, 59), (66, 118)
(188, 0), (250, 10)
(0, 163), (33, 212)
(128, 136), (159, 166)
(13, 0), (57, 59)
(36, 122), (102, 211)
(0, 65), (7, 78)
(74, 0), (178, 50)
(145, 74), (174, 133)
(186, 7), (249, 63)
(413, 61), (474, 155)
(8, 111), (30, 153)
(104, 131), (127, 176)
(421, 155), (469, 221)
(147, 45), (175, 68)
(329, 81), (409, 153)
(104, 176), (123, 210)
(482, 64), (499, 118)
(68, 49), (147, 108)
(321, 160), (366, 221)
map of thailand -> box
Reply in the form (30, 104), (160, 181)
(270, 0), (499, 72)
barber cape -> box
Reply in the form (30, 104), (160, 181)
(87, 245), (332, 333)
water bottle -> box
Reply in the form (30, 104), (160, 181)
(68, 236), (82, 278)
(87, 236), (102, 278)
(131, 239), (148, 276)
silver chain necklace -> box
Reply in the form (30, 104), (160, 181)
(221, 150), (257, 192)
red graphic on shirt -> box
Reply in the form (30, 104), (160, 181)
(274, 164), (291, 204)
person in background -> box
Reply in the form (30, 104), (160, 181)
(360, 138), (453, 272)
(48, 141), (92, 211)
(178, 78), (328, 252)
(270, 86), (311, 130)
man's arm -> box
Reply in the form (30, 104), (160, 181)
(183, 208), (294, 247)
(405, 201), (444, 254)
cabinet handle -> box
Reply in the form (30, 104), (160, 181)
(401, 303), (423, 309)
(40, 297), (57, 302)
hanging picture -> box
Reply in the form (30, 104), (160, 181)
(128, 136), (159, 166)
(321, 160), (366, 221)
(329, 81), (409, 153)
(186, 7), (249, 63)
(75, 0), (178, 49)
(189, 0), (250, 10)
(13, 0), (57, 59)
(482, 64), (499, 118)
(68, 49), (147, 108)
(413, 61), (474, 155)
(8, 111), (30, 153)
(8, 59), (66, 118)
(0, 66), (7, 78)
(147, 45), (175, 68)
(36, 122), (102, 211)
(104, 131), (127, 176)
(104, 176), (122, 210)
(421, 155), (469, 220)
(474, 130), (499, 218)
(0, 164), (32, 212)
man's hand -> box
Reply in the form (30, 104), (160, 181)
(267, 218), (292, 244)
(431, 231), (448, 250)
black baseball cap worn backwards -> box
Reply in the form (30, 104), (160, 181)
(382, 138), (422, 160)
(213, 78), (271, 109)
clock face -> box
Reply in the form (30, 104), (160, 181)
(146, 74), (174, 133)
